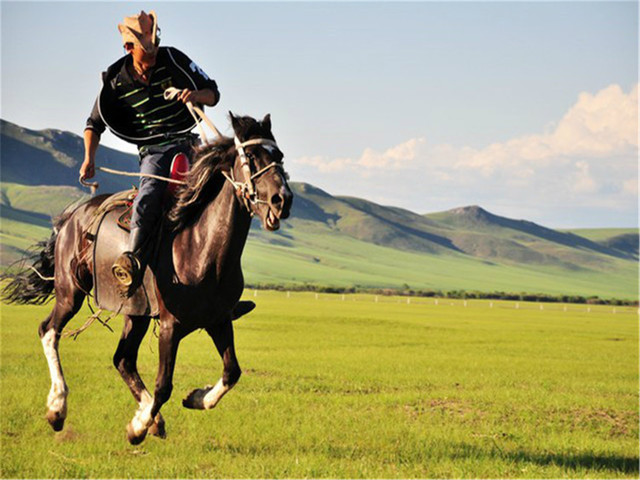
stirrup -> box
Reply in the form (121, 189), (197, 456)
(111, 252), (141, 289)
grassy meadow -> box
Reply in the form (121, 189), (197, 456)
(1, 291), (638, 478)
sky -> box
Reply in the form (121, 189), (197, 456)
(1, 1), (638, 228)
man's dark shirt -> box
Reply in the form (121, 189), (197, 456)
(86, 46), (219, 147)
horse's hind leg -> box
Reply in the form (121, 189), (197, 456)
(113, 315), (165, 438)
(38, 286), (85, 431)
(182, 318), (241, 410)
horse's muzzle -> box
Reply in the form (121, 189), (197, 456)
(270, 186), (293, 220)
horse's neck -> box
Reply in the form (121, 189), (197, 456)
(172, 181), (251, 284)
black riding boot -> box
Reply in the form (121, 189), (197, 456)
(111, 227), (149, 298)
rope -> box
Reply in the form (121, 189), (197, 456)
(163, 87), (223, 141)
(80, 176), (99, 194)
(98, 167), (187, 185)
(29, 266), (55, 282)
(63, 301), (122, 340)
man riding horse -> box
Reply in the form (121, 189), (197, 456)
(80, 10), (219, 297)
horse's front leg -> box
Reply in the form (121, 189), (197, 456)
(183, 317), (241, 410)
(126, 320), (180, 445)
(113, 315), (165, 439)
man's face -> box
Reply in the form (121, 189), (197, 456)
(126, 43), (157, 64)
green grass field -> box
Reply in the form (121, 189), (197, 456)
(1, 292), (637, 478)
(243, 225), (639, 299)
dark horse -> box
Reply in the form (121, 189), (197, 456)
(2, 113), (292, 444)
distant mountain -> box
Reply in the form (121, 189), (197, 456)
(1, 119), (638, 299)
(599, 233), (639, 257)
(424, 205), (634, 267)
(1, 119), (136, 193)
(565, 228), (639, 258)
(285, 191), (635, 270)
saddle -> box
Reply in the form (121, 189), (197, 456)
(91, 190), (160, 316)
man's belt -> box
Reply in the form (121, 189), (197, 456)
(138, 134), (198, 156)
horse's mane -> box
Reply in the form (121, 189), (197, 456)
(167, 114), (273, 232)
(166, 136), (235, 232)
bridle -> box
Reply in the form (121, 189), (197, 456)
(221, 137), (284, 214)
(162, 87), (286, 214)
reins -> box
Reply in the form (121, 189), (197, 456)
(162, 87), (223, 140)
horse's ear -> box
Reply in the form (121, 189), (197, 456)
(229, 111), (239, 134)
(261, 113), (271, 132)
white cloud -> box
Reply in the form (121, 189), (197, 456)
(295, 155), (353, 173)
(450, 84), (638, 175)
(551, 84), (639, 156)
(294, 137), (428, 172)
(358, 138), (427, 169)
(571, 161), (598, 194)
(290, 84), (639, 226)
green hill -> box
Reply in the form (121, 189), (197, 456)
(1, 119), (136, 193)
(0, 119), (637, 300)
(566, 228), (639, 258)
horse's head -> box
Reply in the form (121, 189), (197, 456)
(229, 112), (293, 231)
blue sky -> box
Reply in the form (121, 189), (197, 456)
(1, 1), (638, 227)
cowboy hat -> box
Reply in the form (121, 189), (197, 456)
(117, 10), (159, 53)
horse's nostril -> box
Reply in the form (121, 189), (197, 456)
(271, 194), (283, 206)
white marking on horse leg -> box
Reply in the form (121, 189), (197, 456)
(202, 378), (232, 409)
(41, 329), (68, 418)
(139, 390), (153, 409)
(129, 393), (154, 437)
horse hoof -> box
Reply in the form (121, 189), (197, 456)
(126, 422), (147, 445)
(182, 388), (208, 410)
(46, 410), (65, 432)
(148, 417), (166, 439)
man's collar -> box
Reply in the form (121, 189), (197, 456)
(117, 55), (137, 86)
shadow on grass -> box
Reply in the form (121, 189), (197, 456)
(510, 450), (639, 475)
(453, 442), (640, 476)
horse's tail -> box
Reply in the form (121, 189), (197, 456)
(1, 210), (73, 305)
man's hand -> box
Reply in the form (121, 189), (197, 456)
(82, 129), (100, 181)
(79, 158), (95, 180)
(177, 88), (217, 107)
(177, 88), (198, 104)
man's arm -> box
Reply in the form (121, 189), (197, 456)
(81, 97), (106, 180)
(80, 129), (100, 180)
(168, 47), (220, 107)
